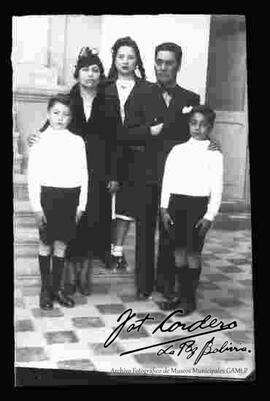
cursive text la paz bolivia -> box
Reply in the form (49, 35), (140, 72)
(103, 308), (252, 365)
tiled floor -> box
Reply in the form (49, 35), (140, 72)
(14, 211), (255, 381)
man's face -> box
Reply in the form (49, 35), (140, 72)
(154, 50), (180, 86)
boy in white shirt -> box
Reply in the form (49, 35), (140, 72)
(159, 105), (223, 314)
(28, 94), (88, 310)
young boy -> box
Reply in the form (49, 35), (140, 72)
(159, 105), (223, 315)
(28, 94), (88, 310)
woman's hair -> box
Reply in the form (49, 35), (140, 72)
(39, 93), (72, 132)
(155, 42), (183, 68)
(107, 36), (146, 81)
(189, 105), (216, 128)
(73, 47), (106, 81)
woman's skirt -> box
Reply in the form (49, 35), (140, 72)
(168, 194), (209, 253)
(40, 186), (81, 245)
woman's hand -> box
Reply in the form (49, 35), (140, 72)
(107, 181), (120, 193)
(208, 139), (222, 152)
(150, 122), (164, 136)
(27, 131), (41, 147)
(35, 211), (47, 227)
(76, 208), (84, 224)
(195, 218), (212, 237)
(160, 208), (174, 231)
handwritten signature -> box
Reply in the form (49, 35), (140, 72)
(103, 308), (251, 365)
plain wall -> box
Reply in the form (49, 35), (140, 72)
(99, 14), (211, 102)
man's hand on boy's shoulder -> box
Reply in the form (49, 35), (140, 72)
(208, 139), (222, 153)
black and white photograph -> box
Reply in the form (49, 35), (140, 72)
(13, 14), (254, 384)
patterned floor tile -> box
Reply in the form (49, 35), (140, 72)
(228, 258), (251, 265)
(116, 325), (150, 340)
(57, 359), (96, 371)
(216, 265), (244, 273)
(198, 281), (221, 290)
(15, 319), (35, 332)
(44, 330), (79, 344)
(37, 317), (74, 332)
(135, 312), (174, 325)
(16, 331), (47, 348)
(72, 316), (105, 329)
(238, 279), (253, 287)
(75, 327), (112, 343)
(204, 273), (231, 282)
(134, 352), (177, 367)
(196, 307), (234, 320)
(211, 297), (245, 308)
(72, 293), (88, 305)
(89, 342), (125, 355)
(16, 347), (49, 362)
(224, 330), (253, 344)
(31, 307), (65, 318)
(95, 303), (127, 315)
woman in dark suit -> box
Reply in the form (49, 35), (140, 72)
(105, 37), (164, 299)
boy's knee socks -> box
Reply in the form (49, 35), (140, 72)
(38, 255), (51, 293)
(52, 256), (65, 293)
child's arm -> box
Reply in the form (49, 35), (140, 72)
(196, 152), (224, 236)
(160, 148), (176, 230)
(77, 138), (89, 220)
(27, 144), (46, 225)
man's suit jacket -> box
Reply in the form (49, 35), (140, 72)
(149, 83), (200, 183)
(104, 79), (200, 185)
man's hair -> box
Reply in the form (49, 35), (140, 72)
(155, 42), (183, 66)
(189, 105), (216, 128)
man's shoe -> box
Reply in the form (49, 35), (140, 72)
(53, 290), (75, 308)
(39, 291), (53, 310)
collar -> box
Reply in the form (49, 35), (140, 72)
(157, 82), (178, 96)
(187, 137), (210, 148)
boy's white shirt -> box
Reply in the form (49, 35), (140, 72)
(27, 126), (88, 213)
(160, 137), (224, 221)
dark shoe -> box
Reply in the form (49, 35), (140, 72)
(39, 291), (53, 310)
(159, 296), (181, 311)
(178, 297), (196, 316)
(111, 254), (128, 272)
(53, 290), (75, 308)
(136, 292), (153, 301)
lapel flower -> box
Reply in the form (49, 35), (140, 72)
(182, 106), (193, 114)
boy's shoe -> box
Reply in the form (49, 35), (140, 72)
(111, 254), (128, 271)
(39, 291), (53, 310)
(53, 290), (75, 308)
(136, 291), (153, 301)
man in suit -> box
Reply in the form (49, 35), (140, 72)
(151, 42), (201, 301)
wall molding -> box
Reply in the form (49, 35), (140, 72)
(13, 86), (70, 103)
